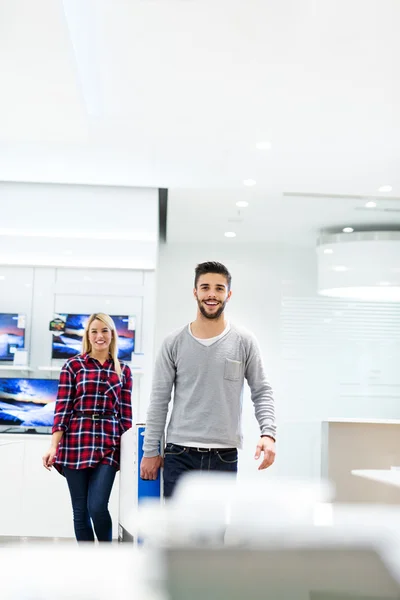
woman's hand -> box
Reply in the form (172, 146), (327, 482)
(42, 446), (57, 471)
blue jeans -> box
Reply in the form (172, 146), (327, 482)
(163, 444), (238, 498)
(63, 464), (117, 542)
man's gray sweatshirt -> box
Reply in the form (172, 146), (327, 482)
(143, 324), (276, 457)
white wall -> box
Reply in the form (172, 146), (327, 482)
(0, 182), (158, 269)
(155, 242), (400, 482)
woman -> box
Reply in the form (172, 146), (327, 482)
(42, 313), (133, 542)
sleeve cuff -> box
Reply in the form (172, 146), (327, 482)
(261, 430), (276, 441)
(52, 425), (67, 433)
(143, 450), (160, 458)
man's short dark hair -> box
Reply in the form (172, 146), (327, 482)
(194, 261), (232, 290)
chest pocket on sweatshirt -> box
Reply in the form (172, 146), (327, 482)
(224, 359), (242, 381)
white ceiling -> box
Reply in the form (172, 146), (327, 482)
(1, 0), (400, 244)
(167, 189), (400, 245)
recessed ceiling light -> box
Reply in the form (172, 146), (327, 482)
(342, 227), (354, 233)
(378, 185), (392, 193)
(333, 266), (348, 272)
(224, 231), (237, 238)
(243, 179), (256, 187)
(365, 201), (377, 208)
(324, 248), (333, 254)
(0, 276), (5, 280)
(236, 201), (249, 208)
(256, 141), (272, 150)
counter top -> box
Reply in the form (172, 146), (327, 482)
(352, 469), (400, 488)
(323, 418), (400, 425)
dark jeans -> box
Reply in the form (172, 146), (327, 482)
(163, 443), (238, 498)
(64, 464), (117, 542)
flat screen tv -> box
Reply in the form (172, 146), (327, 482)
(51, 314), (135, 361)
(0, 313), (26, 361)
(0, 378), (58, 434)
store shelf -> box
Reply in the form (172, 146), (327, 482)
(0, 365), (33, 371)
(37, 365), (144, 375)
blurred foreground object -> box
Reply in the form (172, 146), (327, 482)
(138, 472), (400, 600)
(0, 544), (163, 600)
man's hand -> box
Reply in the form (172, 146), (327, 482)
(254, 436), (276, 470)
(140, 455), (164, 481)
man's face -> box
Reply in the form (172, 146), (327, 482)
(194, 273), (232, 320)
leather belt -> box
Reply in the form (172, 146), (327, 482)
(168, 444), (236, 453)
(189, 447), (237, 453)
(73, 411), (117, 420)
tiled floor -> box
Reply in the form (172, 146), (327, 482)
(0, 536), (123, 546)
(0, 535), (76, 546)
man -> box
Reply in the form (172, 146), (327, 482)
(140, 261), (276, 497)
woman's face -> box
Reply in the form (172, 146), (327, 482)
(88, 319), (113, 353)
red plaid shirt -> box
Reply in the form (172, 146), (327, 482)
(52, 353), (132, 472)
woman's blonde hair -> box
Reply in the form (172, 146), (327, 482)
(82, 313), (122, 377)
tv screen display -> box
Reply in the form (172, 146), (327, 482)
(0, 313), (26, 362)
(0, 378), (58, 433)
(51, 314), (135, 361)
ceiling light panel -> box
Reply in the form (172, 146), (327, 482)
(317, 231), (400, 301)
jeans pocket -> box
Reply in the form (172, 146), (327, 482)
(216, 449), (238, 464)
(164, 443), (186, 456)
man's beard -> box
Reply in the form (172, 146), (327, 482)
(197, 298), (227, 320)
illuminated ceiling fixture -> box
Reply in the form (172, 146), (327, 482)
(224, 231), (237, 238)
(317, 231), (400, 301)
(342, 227), (354, 233)
(365, 201), (376, 208)
(236, 201), (249, 208)
(256, 141), (272, 150)
(378, 185), (392, 193)
(243, 179), (256, 187)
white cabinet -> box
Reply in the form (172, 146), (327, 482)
(0, 434), (119, 538)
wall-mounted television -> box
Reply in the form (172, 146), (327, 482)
(0, 313), (26, 362)
(51, 314), (135, 361)
(0, 378), (58, 434)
